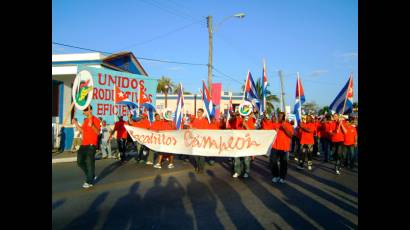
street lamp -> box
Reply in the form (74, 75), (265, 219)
(207, 13), (245, 96)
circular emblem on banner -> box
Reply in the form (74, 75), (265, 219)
(239, 101), (253, 116)
(163, 108), (174, 121)
(72, 70), (94, 111)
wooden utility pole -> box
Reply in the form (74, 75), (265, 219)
(278, 70), (286, 112)
(207, 16), (213, 97)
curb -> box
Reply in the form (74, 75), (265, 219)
(52, 151), (138, 164)
(52, 157), (77, 164)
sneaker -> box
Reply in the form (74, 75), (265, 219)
(154, 163), (162, 169)
(146, 161), (153, 165)
(168, 164), (175, 169)
(82, 182), (93, 189)
(297, 165), (304, 170)
(317, 152), (321, 155)
(336, 170), (341, 175)
(272, 177), (279, 183)
(232, 173), (239, 178)
(308, 165), (312, 171)
(294, 157), (298, 161)
(279, 178), (285, 183)
(94, 176), (98, 181)
(243, 173), (249, 178)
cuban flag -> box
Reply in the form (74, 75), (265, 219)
(293, 73), (305, 124)
(201, 80), (215, 124)
(114, 86), (138, 114)
(243, 70), (260, 111)
(329, 74), (354, 114)
(141, 103), (156, 123)
(260, 61), (268, 114)
(174, 83), (184, 130)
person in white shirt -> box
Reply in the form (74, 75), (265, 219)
(71, 118), (82, 153)
(100, 120), (113, 159)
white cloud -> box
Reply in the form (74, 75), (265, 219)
(309, 70), (328, 77)
(168, 66), (184, 71)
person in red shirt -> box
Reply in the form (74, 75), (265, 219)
(270, 112), (294, 183)
(328, 113), (345, 175)
(109, 116), (128, 163)
(147, 113), (163, 166)
(340, 116), (357, 170)
(154, 117), (176, 169)
(232, 112), (256, 179)
(72, 105), (101, 189)
(322, 114), (333, 162)
(129, 114), (151, 164)
(189, 108), (210, 173)
(297, 115), (316, 170)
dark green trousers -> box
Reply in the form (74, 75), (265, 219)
(194, 156), (205, 172)
(77, 145), (96, 184)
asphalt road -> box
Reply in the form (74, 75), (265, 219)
(52, 153), (358, 230)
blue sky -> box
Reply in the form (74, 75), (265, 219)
(52, 0), (358, 108)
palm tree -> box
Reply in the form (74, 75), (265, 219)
(241, 79), (280, 115)
(157, 76), (176, 108)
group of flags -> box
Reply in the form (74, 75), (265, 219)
(293, 72), (354, 124)
(113, 59), (354, 128)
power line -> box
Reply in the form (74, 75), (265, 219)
(115, 20), (202, 51)
(52, 42), (207, 66)
(52, 42), (113, 54)
(140, 0), (199, 22)
(151, 0), (200, 22)
(212, 66), (243, 85)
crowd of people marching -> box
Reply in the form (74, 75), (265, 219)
(71, 105), (358, 189)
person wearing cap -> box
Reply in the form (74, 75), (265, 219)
(297, 115), (316, 170)
(340, 116), (357, 169)
(270, 112), (294, 183)
(72, 105), (101, 189)
(328, 113), (346, 175)
(109, 116), (128, 163)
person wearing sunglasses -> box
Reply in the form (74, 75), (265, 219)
(72, 105), (101, 189)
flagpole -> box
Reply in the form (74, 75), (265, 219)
(297, 72), (301, 121)
(263, 59), (266, 115)
(62, 102), (75, 126)
(337, 73), (353, 131)
(243, 70), (249, 101)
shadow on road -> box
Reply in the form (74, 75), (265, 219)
(206, 167), (265, 230)
(52, 199), (66, 210)
(217, 162), (315, 229)
(288, 163), (358, 198)
(250, 162), (358, 229)
(63, 191), (109, 230)
(95, 161), (123, 184)
(187, 172), (224, 230)
(102, 182), (143, 230)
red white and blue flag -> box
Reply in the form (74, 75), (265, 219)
(260, 61), (268, 114)
(244, 70), (260, 111)
(114, 86), (138, 116)
(329, 74), (354, 114)
(293, 74), (305, 123)
(174, 83), (184, 130)
(200, 80), (215, 124)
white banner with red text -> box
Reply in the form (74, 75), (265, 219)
(125, 125), (277, 157)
